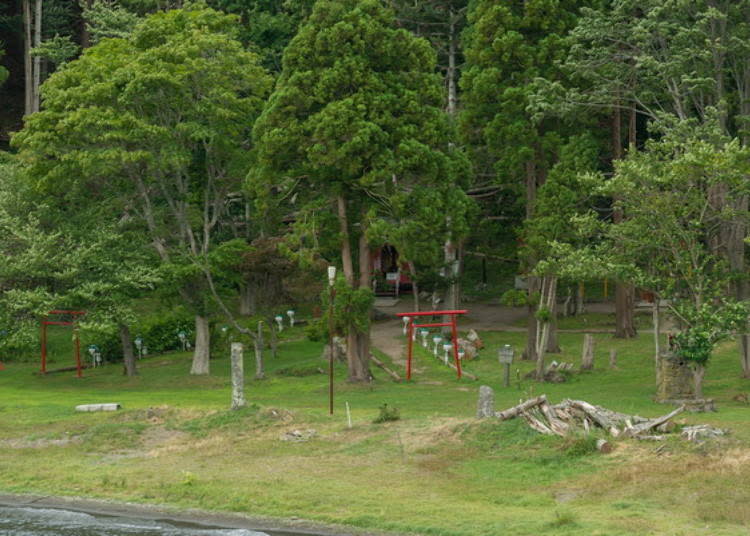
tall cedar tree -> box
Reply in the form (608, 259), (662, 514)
(460, 0), (589, 362)
(253, 0), (465, 382)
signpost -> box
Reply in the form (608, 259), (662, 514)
(498, 344), (514, 387)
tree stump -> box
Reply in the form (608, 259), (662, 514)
(230, 343), (247, 410)
(656, 353), (694, 401)
(581, 334), (595, 370)
(477, 385), (495, 418)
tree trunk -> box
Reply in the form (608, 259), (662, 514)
(239, 280), (256, 316)
(336, 195), (371, 382)
(575, 281), (586, 315)
(268, 317), (277, 359)
(80, 0), (92, 49)
(22, 0), (33, 115)
(446, 8), (457, 116)
(408, 260), (420, 312)
(653, 300), (661, 385)
(612, 103), (636, 339)
(546, 291), (561, 353)
(346, 230), (372, 382)
(614, 283), (637, 338)
(190, 315), (210, 375)
(253, 337), (265, 380)
(522, 276), (539, 361)
(119, 323), (137, 377)
(32, 0), (41, 113)
(692, 364), (706, 400)
(534, 276), (556, 380)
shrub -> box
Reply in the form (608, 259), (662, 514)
(135, 309), (194, 355)
(373, 403), (400, 424)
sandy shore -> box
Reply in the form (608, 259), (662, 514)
(0, 493), (399, 536)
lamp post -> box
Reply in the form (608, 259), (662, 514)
(287, 309), (296, 328)
(178, 330), (187, 351)
(420, 329), (429, 348)
(498, 344), (514, 387)
(402, 316), (410, 336)
(442, 342), (452, 365)
(274, 315), (284, 332)
(328, 266), (336, 415)
(134, 336), (144, 359)
(432, 335), (442, 357)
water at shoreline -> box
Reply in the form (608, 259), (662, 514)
(0, 506), (280, 536)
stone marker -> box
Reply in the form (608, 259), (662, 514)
(75, 403), (121, 412)
(231, 342), (246, 410)
(477, 385), (495, 418)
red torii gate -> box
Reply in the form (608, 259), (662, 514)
(41, 310), (86, 377)
(396, 310), (468, 381)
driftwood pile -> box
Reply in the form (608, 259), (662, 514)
(478, 388), (727, 447)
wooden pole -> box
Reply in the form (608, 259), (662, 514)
(328, 285), (335, 415)
(41, 321), (47, 374)
(74, 327), (82, 378)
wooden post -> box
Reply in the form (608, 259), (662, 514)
(230, 343), (246, 410)
(609, 349), (618, 369)
(74, 327), (82, 378)
(406, 317), (414, 381)
(581, 334), (595, 370)
(254, 321), (265, 380)
(41, 321), (47, 374)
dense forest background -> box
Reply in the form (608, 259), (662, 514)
(1, 0), (749, 391)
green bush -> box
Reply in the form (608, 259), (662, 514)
(135, 309), (194, 355)
(304, 317), (326, 342)
(373, 403), (400, 424)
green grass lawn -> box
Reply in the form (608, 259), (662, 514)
(1, 324), (749, 535)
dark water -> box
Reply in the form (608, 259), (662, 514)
(0, 506), (287, 536)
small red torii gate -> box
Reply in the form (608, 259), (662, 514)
(41, 310), (86, 377)
(396, 309), (468, 381)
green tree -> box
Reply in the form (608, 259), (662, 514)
(0, 154), (159, 375)
(13, 5), (272, 375)
(546, 0), (750, 365)
(548, 122), (750, 397)
(460, 0), (593, 362)
(253, 0), (468, 382)
(208, 0), (315, 71)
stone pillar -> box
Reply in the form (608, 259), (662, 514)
(477, 385), (495, 418)
(231, 343), (246, 410)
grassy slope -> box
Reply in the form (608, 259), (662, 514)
(1, 326), (749, 536)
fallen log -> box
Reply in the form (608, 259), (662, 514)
(521, 410), (557, 436)
(369, 354), (401, 382)
(495, 395), (548, 421)
(622, 405), (685, 438)
(539, 401), (570, 436)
